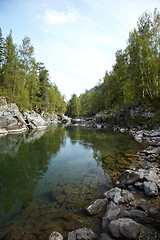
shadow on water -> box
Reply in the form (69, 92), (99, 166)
(0, 125), (146, 240)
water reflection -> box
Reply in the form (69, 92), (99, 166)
(66, 126), (146, 179)
(0, 126), (146, 239)
(0, 126), (66, 226)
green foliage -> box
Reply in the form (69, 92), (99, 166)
(0, 28), (66, 114)
(128, 114), (149, 126)
(67, 9), (160, 118)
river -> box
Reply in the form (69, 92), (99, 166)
(0, 125), (146, 240)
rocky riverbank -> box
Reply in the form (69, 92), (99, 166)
(52, 130), (160, 240)
(0, 96), (71, 135)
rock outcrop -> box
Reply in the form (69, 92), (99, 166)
(0, 96), (27, 134)
(23, 110), (47, 129)
(0, 96), (70, 135)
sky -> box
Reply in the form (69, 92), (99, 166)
(0, 0), (159, 100)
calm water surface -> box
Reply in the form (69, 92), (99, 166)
(0, 125), (146, 240)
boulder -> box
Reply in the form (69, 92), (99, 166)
(103, 187), (121, 204)
(139, 161), (153, 170)
(119, 189), (134, 203)
(49, 231), (63, 240)
(134, 132), (143, 142)
(143, 181), (158, 197)
(150, 131), (160, 137)
(125, 172), (141, 185)
(68, 228), (97, 240)
(145, 146), (160, 155)
(136, 202), (150, 212)
(109, 218), (141, 239)
(119, 170), (130, 184)
(143, 169), (159, 183)
(103, 187), (134, 204)
(119, 210), (147, 220)
(102, 201), (120, 230)
(99, 232), (113, 240)
(86, 198), (108, 215)
(0, 100), (27, 134)
(24, 110), (47, 129)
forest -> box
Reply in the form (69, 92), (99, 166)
(0, 9), (160, 118)
(67, 9), (160, 117)
(0, 29), (66, 113)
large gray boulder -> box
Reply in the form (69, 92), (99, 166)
(0, 97), (27, 134)
(143, 181), (158, 197)
(109, 218), (141, 239)
(68, 228), (97, 240)
(24, 110), (47, 129)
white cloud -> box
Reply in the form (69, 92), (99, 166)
(44, 8), (78, 24)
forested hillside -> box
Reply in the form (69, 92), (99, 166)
(67, 9), (160, 117)
(0, 29), (66, 113)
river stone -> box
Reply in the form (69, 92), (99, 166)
(103, 187), (134, 204)
(109, 218), (140, 239)
(143, 169), (159, 183)
(144, 181), (158, 197)
(68, 228), (97, 240)
(125, 172), (141, 185)
(120, 189), (134, 203)
(86, 198), (108, 215)
(119, 170), (130, 183)
(119, 210), (147, 220)
(103, 187), (121, 204)
(150, 131), (160, 137)
(102, 201), (120, 230)
(139, 161), (152, 169)
(134, 182), (144, 190)
(99, 232), (113, 240)
(49, 231), (63, 240)
(145, 147), (160, 155)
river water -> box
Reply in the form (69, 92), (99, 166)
(0, 125), (146, 240)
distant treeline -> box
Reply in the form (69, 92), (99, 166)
(0, 29), (66, 113)
(67, 9), (160, 117)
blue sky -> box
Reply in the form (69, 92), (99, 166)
(0, 0), (159, 100)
